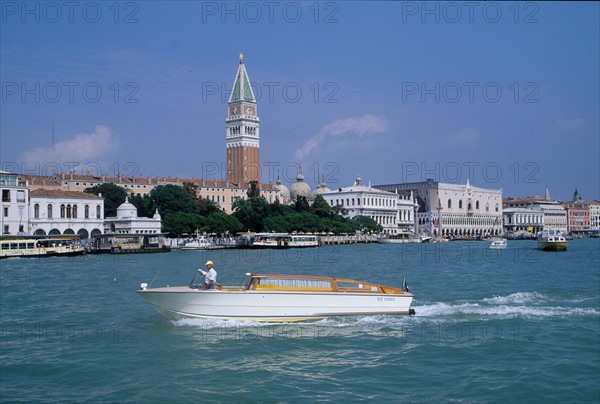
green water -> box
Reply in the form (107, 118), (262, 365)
(1, 239), (599, 402)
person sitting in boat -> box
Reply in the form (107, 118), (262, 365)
(198, 260), (217, 290)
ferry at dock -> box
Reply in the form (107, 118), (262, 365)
(0, 235), (85, 259)
(138, 272), (415, 322)
(249, 233), (319, 248)
(89, 233), (171, 254)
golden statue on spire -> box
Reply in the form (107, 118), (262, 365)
(239, 52), (244, 62)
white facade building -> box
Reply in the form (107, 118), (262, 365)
(29, 189), (104, 237)
(503, 207), (544, 235)
(376, 179), (503, 237)
(321, 176), (416, 234)
(1, 171), (29, 235)
(104, 198), (162, 234)
(589, 202), (600, 231)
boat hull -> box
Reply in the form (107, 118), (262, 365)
(538, 241), (568, 251)
(138, 287), (414, 322)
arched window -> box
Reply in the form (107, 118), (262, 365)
(85, 205), (89, 219)
(476, 201), (480, 210)
(448, 199), (452, 209)
(34, 204), (40, 218)
(459, 200), (463, 209)
(96, 205), (101, 219)
(73, 205), (78, 218)
(66, 204), (72, 218)
(47, 204), (53, 219)
(60, 204), (65, 218)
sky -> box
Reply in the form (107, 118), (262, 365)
(1, 1), (599, 201)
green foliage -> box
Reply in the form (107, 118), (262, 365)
(162, 212), (206, 237)
(84, 183), (127, 217)
(351, 215), (383, 233)
(150, 185), (198, 216)
(183, 181), (221, 215)
(201, 212), (243, 234)
(294, 196), (310, 213)
(311, 195), (332, 218)
(247, 180), (261, 199)
(128, 193), (156, 218)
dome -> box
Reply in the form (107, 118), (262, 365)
(314, 179), (331, 195)
(290, 172), (312, 201)
(116, 197), (138, 219)
(275, 176), (291, 204)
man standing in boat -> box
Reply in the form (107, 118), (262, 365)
(198, 260), (217, 289)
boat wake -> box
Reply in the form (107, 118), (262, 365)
(415, 292), (599, 319)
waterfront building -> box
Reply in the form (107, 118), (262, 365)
(104, 197), (162, 234)
(321, 176), (415, 234)
(375, 179), (503, 237)
(504, 189), (567, 233)
(25, 173), (281, 215)
(226, 53), (260, 184)
(589, 202), (600, 231)
(502, 207), (544, 235)
(563, 202), (590, 233)
(29, 189), (104, 237)
(0, 170), (29, 235)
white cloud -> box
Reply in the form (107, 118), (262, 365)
(554, 118), (586, 130)
(21, 125), (118, 165)
(294, 114), (389, 160)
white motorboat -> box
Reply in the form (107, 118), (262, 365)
(138, 273), (415, 322)
(538, 229), (568, 251)
(0, 235), (85, 259)
(489, 238), (508, 249)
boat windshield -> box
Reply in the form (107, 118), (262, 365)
(255, 277), (333, 291)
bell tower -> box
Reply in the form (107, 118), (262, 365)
(226, 53), (260, 184)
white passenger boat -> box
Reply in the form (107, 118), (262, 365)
(180, 237), (211, 250)
(537, 229), (568, 251)
(0, 235), (85, 259)
(489, 238), (508, 249)
(250, 233), (319, 248)
(377, 233), (426, 244)
(138, 273), (415, 322)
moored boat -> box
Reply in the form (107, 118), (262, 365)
(180, 237), (211, 250)
(537, 229), (568, 251)
(377, 233), (431, 244)
(0, 235), (85, 259)
(250, 233), (319, 248)
(489, 238), (508, 249)
(138, 273), (415, 322)
(90, 233), (171, 254)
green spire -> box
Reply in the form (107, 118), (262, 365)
(229, 54), (256, 103)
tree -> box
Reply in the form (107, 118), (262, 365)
(202, 212), (243, 234)
(232, 198), (264, 232)
(294, 195), (310, 213)
(182, 181), (221, 215)
(351, 216), (383, 233)
(85, 183), (127, 217)
(162, 212), (206, 237)
(150, 185), (198, 216)
(129, 193), (156, 218)
(311, 195), (332, 218)
(247, 180), (260, 199)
